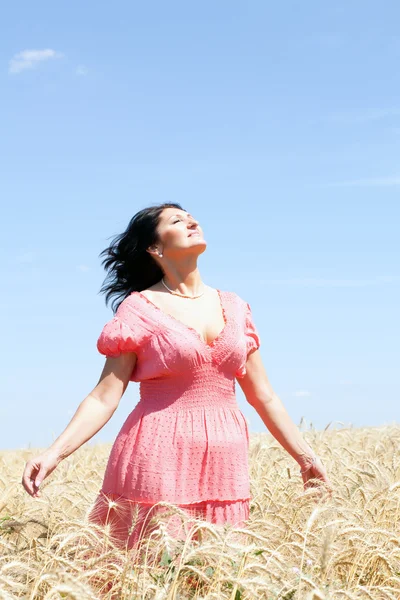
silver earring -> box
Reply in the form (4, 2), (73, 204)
(158, 250), (163, 257)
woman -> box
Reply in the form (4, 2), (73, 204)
(22, 202), (332, 550)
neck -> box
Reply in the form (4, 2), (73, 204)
(161, 260), (204, 296)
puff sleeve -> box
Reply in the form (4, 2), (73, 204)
(96, 296), (149, 357)
(236, 301), (261, 378)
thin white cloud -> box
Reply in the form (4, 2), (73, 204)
(9, 49), (63, 74)
(293, 390), (311, 397)
(76, 65), (88, 76)
(259, 275), (400, 287)
(77, 265), (90, 272)
(326, 176), (400, 187)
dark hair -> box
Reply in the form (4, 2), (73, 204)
(98, 202), (186, 313)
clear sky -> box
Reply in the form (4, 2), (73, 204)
(1, 1), (399, 450)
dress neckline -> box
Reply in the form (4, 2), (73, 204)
(134, 288), (228, 349)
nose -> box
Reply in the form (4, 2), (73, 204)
(188, 218), (199, 229)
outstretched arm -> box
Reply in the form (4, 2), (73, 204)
(237, 349), (332, 492)
(237, 349), (316, 469)
(22, 352), (137, 497)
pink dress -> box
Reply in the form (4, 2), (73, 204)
(87, 289), (261, 549)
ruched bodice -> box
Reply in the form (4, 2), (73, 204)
(138, 363), (237, 411)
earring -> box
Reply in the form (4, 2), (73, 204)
(158, 250), (163, 257)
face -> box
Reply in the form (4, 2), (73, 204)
(150, 207), (207, 258)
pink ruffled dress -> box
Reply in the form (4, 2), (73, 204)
(87, 289), (260, 549)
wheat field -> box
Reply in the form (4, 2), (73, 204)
(1, 421), (400, 599)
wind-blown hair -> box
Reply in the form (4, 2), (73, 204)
(98, 202), (185, 313)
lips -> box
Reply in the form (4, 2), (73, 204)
(189, 230), (201, 237)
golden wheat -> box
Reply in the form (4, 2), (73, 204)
(1, 423), (400, 598)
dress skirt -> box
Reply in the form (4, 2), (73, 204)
(87, 490), (249, 550)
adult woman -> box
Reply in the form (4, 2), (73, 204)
(22, 202), (331, 550)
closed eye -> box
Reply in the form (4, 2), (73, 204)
(172, 216), (198, 226)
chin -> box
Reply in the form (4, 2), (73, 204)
(186, 239), (206, 254)
(190, 234), (206, 242)
(196, 243), (207, 256)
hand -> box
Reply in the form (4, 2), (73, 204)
(21, 450), (61, 498)
(299, 456), (333, 497)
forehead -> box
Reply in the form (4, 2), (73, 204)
(160, 207), (189, 220)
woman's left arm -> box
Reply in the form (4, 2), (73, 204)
(236, 349), (332, 491)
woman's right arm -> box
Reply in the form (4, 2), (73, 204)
(22, 351), (137, 498)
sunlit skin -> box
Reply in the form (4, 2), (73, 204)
(146, 207), (207, 297)
(141, 207), (230, 344)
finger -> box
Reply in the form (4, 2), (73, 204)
(22, 467), (35, 495)
(23, 475), (38, 496)
(23, 464), (41, 496)
(28, 475), (39, 495)
(34, 465), (47, 489)
(31, 478), (41, 497)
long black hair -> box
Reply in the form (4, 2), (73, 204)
(98, 202), (186, 313)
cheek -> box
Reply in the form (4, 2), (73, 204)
(164, 228), (187, 245)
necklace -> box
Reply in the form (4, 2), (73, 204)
(161, 277), (206, 299)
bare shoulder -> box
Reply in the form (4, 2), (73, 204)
(137, 283), (163, 300)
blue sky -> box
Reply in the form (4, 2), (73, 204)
(1, 1), (399, 451)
